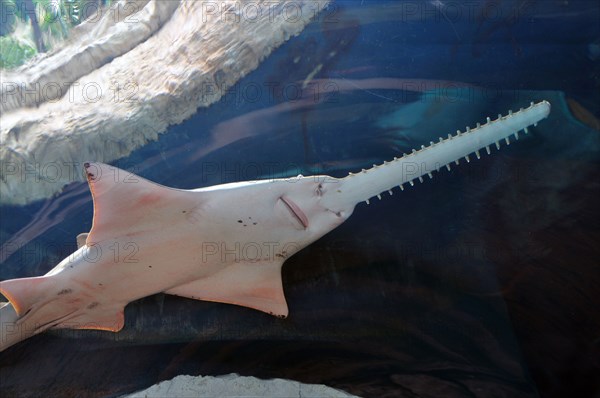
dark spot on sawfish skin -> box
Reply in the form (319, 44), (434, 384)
(87, 302), (99, 310)
(238, 220), (243, 223)
(57, 289), (73, 296)
(83, 163), (96, 180)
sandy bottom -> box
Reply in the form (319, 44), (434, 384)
(122, 374), (359, 398)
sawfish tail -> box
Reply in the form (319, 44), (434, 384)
(322, 101), (551, 209)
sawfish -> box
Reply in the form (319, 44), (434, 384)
(0, 101), (551, 352)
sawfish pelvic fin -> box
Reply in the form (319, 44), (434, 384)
(0, 101), (551, 352)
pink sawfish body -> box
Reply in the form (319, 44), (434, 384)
(0, 101), (550, 351)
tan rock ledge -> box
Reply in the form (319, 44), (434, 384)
(0, 0), (330, 205)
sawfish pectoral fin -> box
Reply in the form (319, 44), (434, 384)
(83, 162), (200, 244)
(165, 260), (289, 318)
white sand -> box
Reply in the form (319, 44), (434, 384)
(122, 374), (360, 398)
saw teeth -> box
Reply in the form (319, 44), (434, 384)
(365, 199), (370, 205)
(374, 101), (547, 201)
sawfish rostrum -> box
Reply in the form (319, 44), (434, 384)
(0, 101), (551, 351)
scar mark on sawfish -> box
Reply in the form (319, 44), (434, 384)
(57, 289), (73, 296)
(87, 302), (99, 309)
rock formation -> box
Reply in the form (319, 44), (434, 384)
(0, 0), (329, 205)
